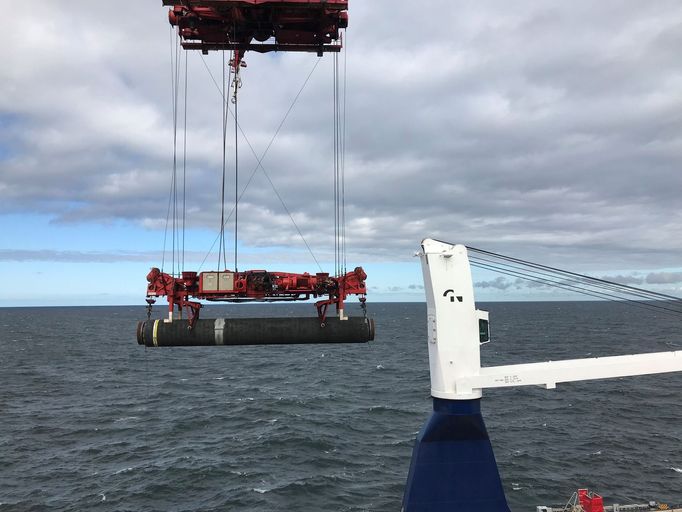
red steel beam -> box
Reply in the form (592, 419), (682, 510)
(162, 0), (347, 9)
(166, 0), (348, 58)
(146, 267), (367, 327)
(181, 42), (341, 53)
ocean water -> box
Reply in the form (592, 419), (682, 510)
(1, 302), (681, 511)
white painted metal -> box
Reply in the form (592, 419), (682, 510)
(214, 318), (225, 345)
(419, 238), (682, 399)
(419, 239), (487, 399)
(457, 351), (682, 395)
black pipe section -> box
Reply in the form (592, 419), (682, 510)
(137, 317), (375, 347)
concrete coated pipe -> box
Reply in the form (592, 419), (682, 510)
(137, 316), (375, 347)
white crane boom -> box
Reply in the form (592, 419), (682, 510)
(419, 238), (682, 400)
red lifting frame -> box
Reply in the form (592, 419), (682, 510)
(146, 267), (367, 327)
(163, 0), (348, 57)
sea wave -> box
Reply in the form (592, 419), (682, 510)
(2, 302), (681, 512)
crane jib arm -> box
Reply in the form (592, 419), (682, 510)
(164, 0), (348, 55)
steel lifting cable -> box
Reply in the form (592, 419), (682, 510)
(218, 52), (230, 270)
(332, 49), (347, 277)
(174, 34), (182, 277)
(333, 52), (339, 276)
(469, 252), (673, 304)
(466, 246), (682, 317)
(469, 259), (682, 318)
(470, 259), (640, 304)
(341, 30), (348, 274)
(231, 22), (240, 273)
(197, 55), (323, 272)
(163, 27), (183, 276)
(172, 31), (178, 276)
(161, 27), (174, 274)
(469, 258), (682, 319)
(182, 50), (188, 272)
(467, 246), (682, 303)
(233, 55), (239, 273)
(468, 254), (682, 310)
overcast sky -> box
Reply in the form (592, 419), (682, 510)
(1, 1), (682, 306)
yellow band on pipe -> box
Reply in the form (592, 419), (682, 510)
(152, 320), (160, 347)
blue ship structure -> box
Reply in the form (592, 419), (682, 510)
(402, 398), (509, 511)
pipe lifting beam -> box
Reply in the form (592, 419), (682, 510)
(145, 267), (368, 327)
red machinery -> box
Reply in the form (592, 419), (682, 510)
(146, 266), (367, 327)
(164, 0), (348, 66)
(578, 489), (605, 512)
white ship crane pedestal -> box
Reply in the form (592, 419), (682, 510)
(401, 239), (682, 512)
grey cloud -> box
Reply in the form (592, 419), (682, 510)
(474, 271), (682, 296)
(475, 277), (513, 291)
(2, 1), (682, 273)
(599, 274), (644, 286)
(594, 272), (682, 287)
(0, 249), (160, 263)
(645, 272), (682, 285)
(408, 284), (424, 290)
(515, 278), (552, 290)
(0, 248), (317, 265)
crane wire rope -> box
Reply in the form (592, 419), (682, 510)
(469, 258), (682, 319)
(217, 52), (233, 271)
(470, 253), (672, 303)
(218, 51), (226, 270)
(160, 27), (175, 274)
(333, 52), (339, 276)
(233, 54), (240, 273)
(182, 50), (188, 271)
(172, 30), (182, 277)
(197, 55), (323, 272)
(341, 31), (348, 274)
(465, 246), (682, 318)
(468, 252), (682, 310)
(231, 23), (240, 273)
(162, 27), (184, 277)
(332, 47), (347, 277)
(467, 246), (682, 303)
